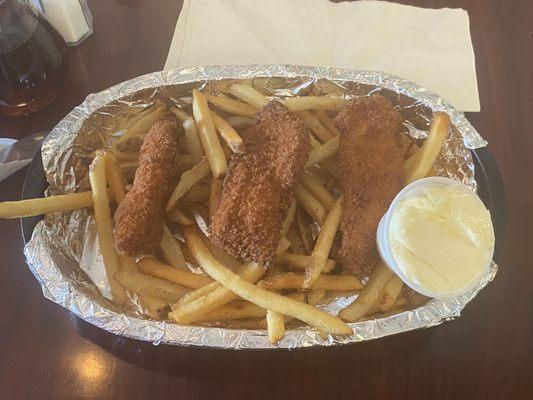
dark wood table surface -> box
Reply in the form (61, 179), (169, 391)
(0, 0), (531, 399)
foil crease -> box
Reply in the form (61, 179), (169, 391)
(23, 65), (496, 349)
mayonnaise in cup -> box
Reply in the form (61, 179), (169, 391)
(376, 177), (495, 299)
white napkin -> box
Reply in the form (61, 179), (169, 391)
(164, 0), (479, 111)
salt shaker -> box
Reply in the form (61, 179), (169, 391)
(37, 0), (93, 45)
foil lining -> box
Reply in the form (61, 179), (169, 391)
(23, 65), (497, 349)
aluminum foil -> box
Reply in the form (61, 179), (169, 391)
(23, 65), (497, 349)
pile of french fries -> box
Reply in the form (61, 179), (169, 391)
(0, 80), (450, 344)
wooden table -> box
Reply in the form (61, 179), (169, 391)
(0, 1), (531, 398)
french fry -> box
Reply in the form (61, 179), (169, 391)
(266, 309), (285, 343)
(258, 272), (362, 291)
(211, 111), (245, 153)
(0, 191), (95, 219)
(110, 148), (139, 162)
(88, 155), (126, 303)
(170, 106), (190, 122)
(182, 117), (204, 163)
(277, 253), (336, 273)
(286, 226), (306, 254)
(182, 185), (210, 202)
(309, 134), (322, 149)
(182, 227), (352, 335)
(305, 136), (340, 168)
(339, 262), (394, 322)
(166, 208), (194, 225)
(118, 256), (169, 320)
(282, 96), (349, 112)
(281, 201), (297, 236)
(294, 183), (327, 225)
(169, 261), (265, 324)
(305, 165), (328, 185)
(115, 104), (167, 145)
(229, 83), (269, 108)
(303, 196), (343, 288)
(275, 236), (291, 255)
(208, 176), (224, 221)
(137, 257), (212, 288)
(296, 110), (335, 143)
(315, 110), (338, 135)
(173, 281), (221, 309)
(299, 172), (336, 210)
(160, 224), (187, 269)
(206, 94), (258, 117)
(100, 150), (126, 203)
(320, 157), (340, 178)
(404, 112), (450, 183)
(166, 158), (210, 211)
(296, 208), (314, 254)
(307, 288), (327, 306)
(226, 116), (252, 129)
(202, 237), (242, 272)
(114, 270), (190, 304)
(192, 89), (227, 178)
(377, 276), (404, 312)
(200, 301), (267, 322)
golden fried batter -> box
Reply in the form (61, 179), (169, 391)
(336, 95), (404, 277)
(210, 101), (310, 267)
(114, 119), (178, 256)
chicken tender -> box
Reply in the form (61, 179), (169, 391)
(210, 101), (310, 267)
(336, 95), (404, 276)
(114, 119), (179, 256)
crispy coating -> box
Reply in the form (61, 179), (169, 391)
(210, 101), (310, 267)
(114, 119), (178, 256)
(336, 95), (404, 276)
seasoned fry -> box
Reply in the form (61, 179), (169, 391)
(258, 272), (362, 291)
(115, 104), (167, 145)
(277, 253), (335, 273)
(296, 208), (314, 253)
(266, 309), (285, 343)
(299, 172), (336, 210)
(182, 185), (210, 202)
(294, 183), (327, 225)
(182, 117), (204, 163)
(89, 155), (126, 303)
(206, 94), (258, 117)
(229, 83), (269, 109)
(404, 112), (450, 183)
(305, 136), (340, 168)
(208, 176), (224, 221)
(166, 158), (210, 211)
(166, 208), (194, 225)
(211, 111), (245, 153)
(160, 224), (187, 269)
(169, 261), (265, 324)
(303, 196), (343, 289)
(200, 301), (266, 322)
(183, 227), (352, 335)
(275, 236), (291, 255)
(339, 262), (394, 322)
(114, 270), (190, 304)
(137, 257), (212, 288)
(118, 256), (169, 320)
(100, 150), (127, 203)
(192, 89), (228, 178)
(296, 110), (335, 143)
(315, 110), (338, 135)
(282, 96), (349, 112)
(226, 116), (252, 129)
(0, 191), (95, 219)
(377, 276), (404, 312)
(170, 106), (190, 122)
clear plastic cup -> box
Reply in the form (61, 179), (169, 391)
(376, 177), (494, 299)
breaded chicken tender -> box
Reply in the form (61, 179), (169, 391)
(336, 95), (404, 277)
(114, 119), (178, 256)
(210, 101), (310, 267)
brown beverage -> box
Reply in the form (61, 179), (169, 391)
(0, 0), (68, 116)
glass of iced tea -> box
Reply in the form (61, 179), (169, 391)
(0, 0), (68, 117)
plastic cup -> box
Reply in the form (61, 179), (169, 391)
(376, 177), (494, 299)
